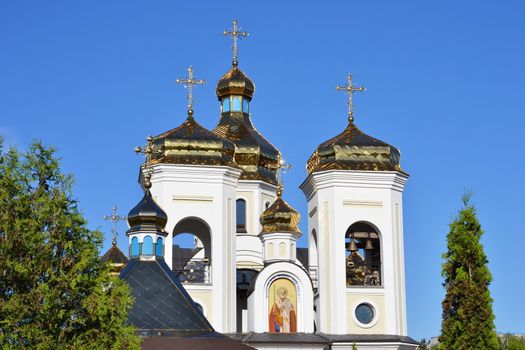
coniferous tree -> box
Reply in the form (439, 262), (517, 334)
(439, 193), (498, 350)
(0, 140), (140, 349)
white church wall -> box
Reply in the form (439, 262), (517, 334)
(300, 170), (409, 336)
(148, 163), (241, 333)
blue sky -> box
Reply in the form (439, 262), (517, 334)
(2, 0), (524, 340)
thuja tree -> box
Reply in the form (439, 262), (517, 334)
(439, 193), (498, 350)
(0, 140), (140, 349)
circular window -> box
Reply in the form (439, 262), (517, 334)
(355, 303), (375, 325)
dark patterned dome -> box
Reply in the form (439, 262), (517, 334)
(127, 189), (168, 235)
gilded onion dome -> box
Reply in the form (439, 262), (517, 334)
(216, 65), (255, 100)
(306, 121), (404, 175)
(213, 65), (281, 185)
(127, 188), (168, 235)
(151, 111), (238, 167)
(259, 188), (301, 235)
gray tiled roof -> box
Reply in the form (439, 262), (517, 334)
(119, 259), (213, 332)
(226, 332), (418, 345)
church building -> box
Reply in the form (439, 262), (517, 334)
(104, 20), (418, 350)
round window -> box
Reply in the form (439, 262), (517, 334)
(355, 303), (375, 325)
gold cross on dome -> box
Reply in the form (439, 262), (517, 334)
(104, 205), (127, 246)
(134, 135), (157, 188)
(175, 66), (206, 113)
(223, 20), (249, 66)
(275, 156), (292, 191)
(336, 74), (366, 122)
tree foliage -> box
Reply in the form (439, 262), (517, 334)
(0, 140), (140, 349)
(439, 193), (498, 350)
(499, 334), (525, 350)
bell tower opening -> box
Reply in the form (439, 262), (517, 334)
(345, 221), (382, 287)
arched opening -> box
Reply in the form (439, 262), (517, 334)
(172, 217), (212, 284)
(345, 222), (382, 287)
(236, 199), (247, 233)
(131, 237), (139, 257)
(142, 236), (153, 255)
(156, 237), (163, 257)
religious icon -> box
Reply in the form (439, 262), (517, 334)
(268, 278), (297, 333)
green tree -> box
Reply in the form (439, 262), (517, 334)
(418, 338), (431, 350)
(439, 193), (498, 350)
(0, 140), (140, 349)
(499, 334), (525, 350)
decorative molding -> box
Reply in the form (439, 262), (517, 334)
(172, 195), (214, 203)
(343, 200), (383, 208)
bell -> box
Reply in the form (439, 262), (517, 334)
(365, 238), (374, 250)
(346, 238), (358, 252)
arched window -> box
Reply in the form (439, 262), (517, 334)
(265, 201), (271, 209)
(143, 236), (153, 255)
(156, 237), (163, 257)
(345, 222), (382, 287)
(131, 237), (139, 257)
(236, 199), (247, 233)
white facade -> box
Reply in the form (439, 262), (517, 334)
(300, 170), (409, 336)
(148, 163), (241, 333)
(236, 180), (278, 270)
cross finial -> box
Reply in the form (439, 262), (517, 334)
(134, 135), (156, 189)
(175, 66), (206, 116)
(275, 156), (292, 196)
(223, 20), (249, 67)
(104, 205), (127, 246)
(336, 74), (366, 122)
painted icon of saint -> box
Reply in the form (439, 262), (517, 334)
(269, 286), (297, 333)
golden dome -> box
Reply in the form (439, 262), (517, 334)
(259, 188), (301, 235)
(216, 65), (255, 100)
(152, 111), (238, 167)
(307, 121), (404, 175)
(213, 65), (280, 185)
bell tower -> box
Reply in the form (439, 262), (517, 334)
(300, 74), (409, 335)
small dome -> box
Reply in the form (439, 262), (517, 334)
(216, 65), (255, 100)
(152, 112), (238, 168)
(127, 189), (168, 235)
(260, 189), (301, 235)
(307, 121), (404, 175)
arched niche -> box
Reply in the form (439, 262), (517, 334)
(345, 221), (382, 287)
(172, 217), (212, 284)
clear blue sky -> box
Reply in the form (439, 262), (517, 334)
(2, 0), (524, 340)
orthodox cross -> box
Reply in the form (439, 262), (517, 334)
(223, 20), (249, 66)
(104, 205), (127, 246)
(175, 66), (206, 113)
(275, 157), (292, 194)
(336, 74), (366, 122)
(134, 135), (155, 188)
